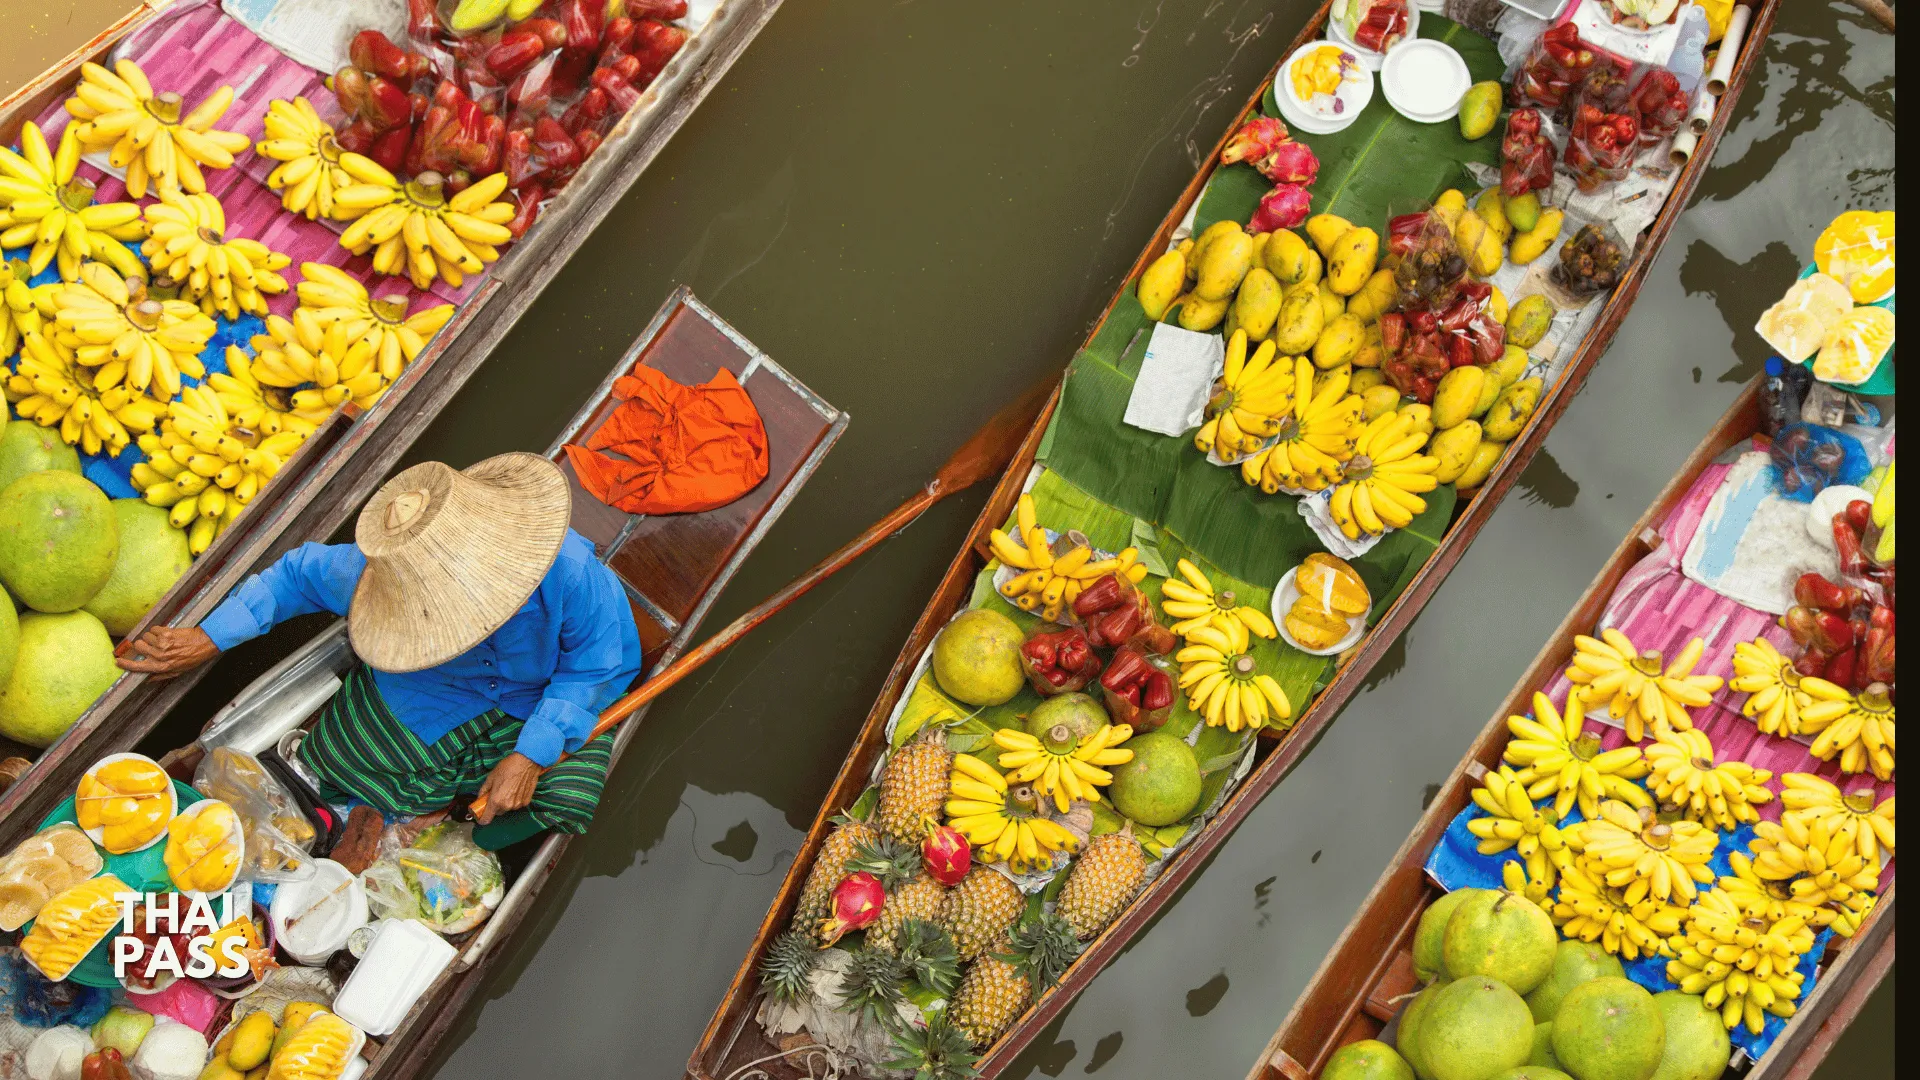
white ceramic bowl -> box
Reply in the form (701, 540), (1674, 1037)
(1278, 41), (1374, 134)
(1270, 567), (1370, 656)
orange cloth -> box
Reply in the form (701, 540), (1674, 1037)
(563, 364), (769, 515)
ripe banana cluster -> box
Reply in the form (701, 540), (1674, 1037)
(0, 259), (44, 357)
(1722, 851), (1875, 940)
(1238, 361), (1364, 493)
(1328, 406), (1441, 539)
(993, 724), (1134, 813)
(1778, 773), (1895, 861)
(1800, 682), (1895, 780)
(946, 753), (1081, 874)
(141, 191), (291, 320)
(1728, 637), (1848, 738)
(5, 328), (165, 456)
(257, 96), (352, 221)
(1549, 859), (1685, 960)
(1743, 815), (1879, 929)
(993, 493), (1145, 621)
(1177, 611), (1292, 732)
(134, 385), (307, 554)
(335, 162), (517, 289)
(1643, 727), (1774, 832)
(1564, 798), (1716, 905)
(1503, 689), (1649, 822)
(64, 60), (249, 199)
(1160, 557), (1278, 639)
(49, 263), (215, 399)
(246, 309), (390, 410)
(296, 262), (456, 384)
(208, 348), (332, 439)
(1500, 857), (1554, 907)
(1468, 765), (1572, 890)
(0, 121), (145, 280)
(1666, 887), (1813, 1034)
(1194, 330), (1295, 459)
(1566, 630), (1722, 743)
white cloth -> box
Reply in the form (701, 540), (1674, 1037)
(1124, 323), (1225, 436)
(1297, 488), (1387, 558)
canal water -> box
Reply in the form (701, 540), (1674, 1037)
(9, 2), (1892, 1077)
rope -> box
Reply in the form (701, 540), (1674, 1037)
(720, 1043), (854, 1080)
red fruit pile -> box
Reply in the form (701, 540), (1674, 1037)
(1377, 280), (1504, 403)
(1564, 101), (1639, 194)
(1219, 117), (1320, 232)
(1499, 108), (1553, 198)
(1782, 501), (1895, 690)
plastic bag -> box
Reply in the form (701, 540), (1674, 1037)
(193, 749), (316, 884)
(1500, 108), (1554, 197)
(1386, 209), (1469, 312)
(1768, 424), (1871, 503)
(1629, 67), (1689, 146)
(1549, 222), (1632, 301)
(1562, 89), (1640, 194)
(361, 823), (504, 936)
(1510, 21), (1595, 110)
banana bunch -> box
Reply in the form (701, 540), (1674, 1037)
(0, 121), (145, 280)
(141, 191), (292, 320)
(945, 753), (1082, 874)
(1743, 816), (1879, 928)
(1500, 858), (1554, 907)
(335, 162), (517, 289)
(296, 262), (456, 383)
(992, 492), (1145, 620)
(0, 259), (42, 357)
(1565, 630), (1723, 742)
(256, 96), (352, 220)
(208, 347), (332, 439)
(1665, 887), (1813, 1034)
(993, 724), (1135, 813)
(1328, 406), (1442, 539)
(1467, 765), (1573, 890)
(63, 61), (249, 199)
(5, 329), (166, 456)
(1800, 681), (1895, 780)
(134, 385), (307, 554)
(1549, 859), (1685, 960)
(1503, 689), (1650, 822)
(1642, 727), (1775, 832)
(1727, 637), (1850, 738)
(1778, 773), (1894, 861)
(1194, 330), (1295, 459)
(1238, 360), (1365, 494)
(1177, 612), (1292, 732)
(49, 263), (214, 399)
(1565, 798), (1717, 905)
(1159, 557), (1277, 639)
(245, 309), (389, 409)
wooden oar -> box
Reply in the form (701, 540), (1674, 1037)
(467, 379), (1052, 818)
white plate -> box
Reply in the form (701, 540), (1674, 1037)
(78, 752), (177, 854)
(1326, 4), (1421, 71)
(1277, 41), (1374, 134)
(1379, 38), (1471, 123)
(1270, 567), (1370, 656)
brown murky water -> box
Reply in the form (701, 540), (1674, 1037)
(9, 2), (1892, 1077)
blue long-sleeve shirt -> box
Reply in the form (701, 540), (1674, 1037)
(199, 530), (643, 767)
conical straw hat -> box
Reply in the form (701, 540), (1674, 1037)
(349, 453), (572, 673)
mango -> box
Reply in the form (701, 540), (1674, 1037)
(1488, 345), (1531, 391)
(1361, 384), (1402, 420)
(1352, 321), (1384, 368)
(1314, 313), (1366, 370)
(1316, 280), (1346, 323)
(1398, 402), (1434, 436)
(1350, 367), (1386, 394)
(1459, 81), (1502, 140)
(1271, 285), (1325, 354)
(1509, 208), (1565, 265)
(1137, 249), (1186, 320)
(1475, 189), (1513, 246)
(1506, 294), (1555, 348)
(282, 1003), (326, 1030)
(1470, 369), (1503, 419)
(1327, 226), (1380, 296)
(1228, 268), (1284, 341)
(1487, 286), (1508, 325)
(196, 1063), (245, 1080)
(1432, 189), (1467, 231)
(1429, 421), (1483, 484)
(1176, 292), (1229, 332)
(1250, 231), (1271, 265)
(1482, 378), (1543, 442)
(1506, 191), (1542, 233)
(1195, 227), (1255, 301)
(1263, 228), (1313, 283)
(1175, 237), (1196, 279)
(1188, 220), (1240, 279)
(1298, 247), (1324, 288)
(1306, 213), (1353, 259)
(228, 1010), (276, 1070)
(1456, 440), (1506, 490)
(1346, 268), (1397, 323)
(1430, 366), (1486, 431)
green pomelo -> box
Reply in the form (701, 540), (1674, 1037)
(1530, 1024), (1565, 1070)
(0, 424), (81, 494)
(930, 608), (1025, 706)
(1326, 1039), (1415, 1080)
(1527, 940), (1626, 1023)
(1025, 691), (1109, 743)
(1106, 730), (1201, 826)
(1414, 889), (1487, 982)
(1492, 1070), (1572, 1080)
(1420, 975), (1534, 1080)
(0, 471), (119, 613)
(1646, 991), (1729, 1080)
(1550, 977), (1665, 1080)
(82, 500), (191, 636)
(0, 599), (16, 688)
(1396, 979), (1451, 1080)
(1442, 890), (1557, 994)
(0, 611), (120, 748)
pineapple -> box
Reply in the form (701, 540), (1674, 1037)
(846, 833), (923, 891)
(867, 874), (949, 954)
(838, 945), (910, 1027)
(758, 930), (822, 1007)
(893, 919), (962, 997)
(940, 866), (1024, 961)
(949, 912), (1083, 1047)
(885, 1012), (980, 1080)
(1056, 830), (1147, 940)
(878, 728), (953, 841)
(792, 817), (877, 943)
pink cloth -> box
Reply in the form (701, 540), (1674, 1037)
(138, 974), (227, 1035)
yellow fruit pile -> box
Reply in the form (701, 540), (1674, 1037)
(1666, 886), (1814, 1034)
(1194, 331), (1295, 460)
(1176, 610), (1292, 732)
(165, 799), (243, 893)
(48, 262), (216, 400)
(64, 60), (250, 199)
(335, 162), (517, 289)
(0, 825), (102, 932)
(245, 308), (390, 410)
(993, 723), (1133, 813)
(296, 262), (456, 387)
(0, 121), (146, 280)
(266, 1009), (360, 1080)
(1238, 361), (1364, 494)
(76, 757), (173, 853)
(1160, 557), (1278, 640)
(1, 258), (46, 356)
(1327, 405), (1440, 538)
(1467, 765), (1572, 891)
(1549, 858), (1685, 961)
(19, 874), (129, 980)
(141, 190), (292, 320)
(135, 384), (308, 554)
(1565, 630), (1723, 743)
(991, 493), (1145, 620)
(257, 96), (353, 221)
(1283, 552), (1367, 650)
(1563, 797), (1716, 905)
(1728, 637), (1849, 738)
(1642, 727), (1774, 832)
(945, 753), (1081, 874)
(1778, 772), (1895, 861)
(5, 324), (167, 457)
(1501, 688), (1649, 822)
(1800, 681), (1895, 781)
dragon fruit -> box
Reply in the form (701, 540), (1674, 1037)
(1249, 183), (1314, 232)
(1220, 116), (1291, 167)
(817, 871), (885, 945)
(1257, 139), (1320, 185)
(922, 823), (972, 886)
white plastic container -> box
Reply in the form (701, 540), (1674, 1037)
(1379, 38), (1472, 123)
(331, 918), (457, 1036)
(270, 859), (369, 966)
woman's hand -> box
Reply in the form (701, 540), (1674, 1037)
(474, 752), (542, 823)
(116, 627), (221, 678)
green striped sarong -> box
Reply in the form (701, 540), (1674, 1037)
(299, 665), (615, 839)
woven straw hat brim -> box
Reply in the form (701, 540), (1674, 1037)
(348, 452), (572, 673)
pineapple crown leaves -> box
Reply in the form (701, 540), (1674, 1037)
(996, 911), (1085, 995)
(837, 945), (912, 1028)
(885, 1011), (983, 1080)
(847, 834), (925, 892)
(758, 929), (823, 1007)
(894, 918), (962, 998)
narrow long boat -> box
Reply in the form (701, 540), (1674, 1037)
(688, 2), (1783, 1076)
(0, 0), (788, 826)
(1247, 379), (1895, 1080)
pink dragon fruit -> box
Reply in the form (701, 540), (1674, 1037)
(1249, 183), (1314, 232)
(1257, 139), (1320, 185)
(1220, 116), (1291, 167)
(817, 871), (885, 945)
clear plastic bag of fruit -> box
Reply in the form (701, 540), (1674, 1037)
(1767, 423), (1871, 503)
(1548, 221), (1633, 301)
(1385, 208), (1469, 312)
(193, 748), (317, 884)
(1562, 88), (1641, 195)
(361, 822), (504, 935)
(1510, 21), (1597, 110)
(1629, 67), (1689, 146)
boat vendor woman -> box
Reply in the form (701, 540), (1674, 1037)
(118, 452), (641, 851)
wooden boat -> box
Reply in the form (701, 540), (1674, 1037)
(0, 287), (845, 1076)
(687, 3), (1783, 1076)
(0, 0), (789, 825)
(1247, 379), (1895, 1080)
